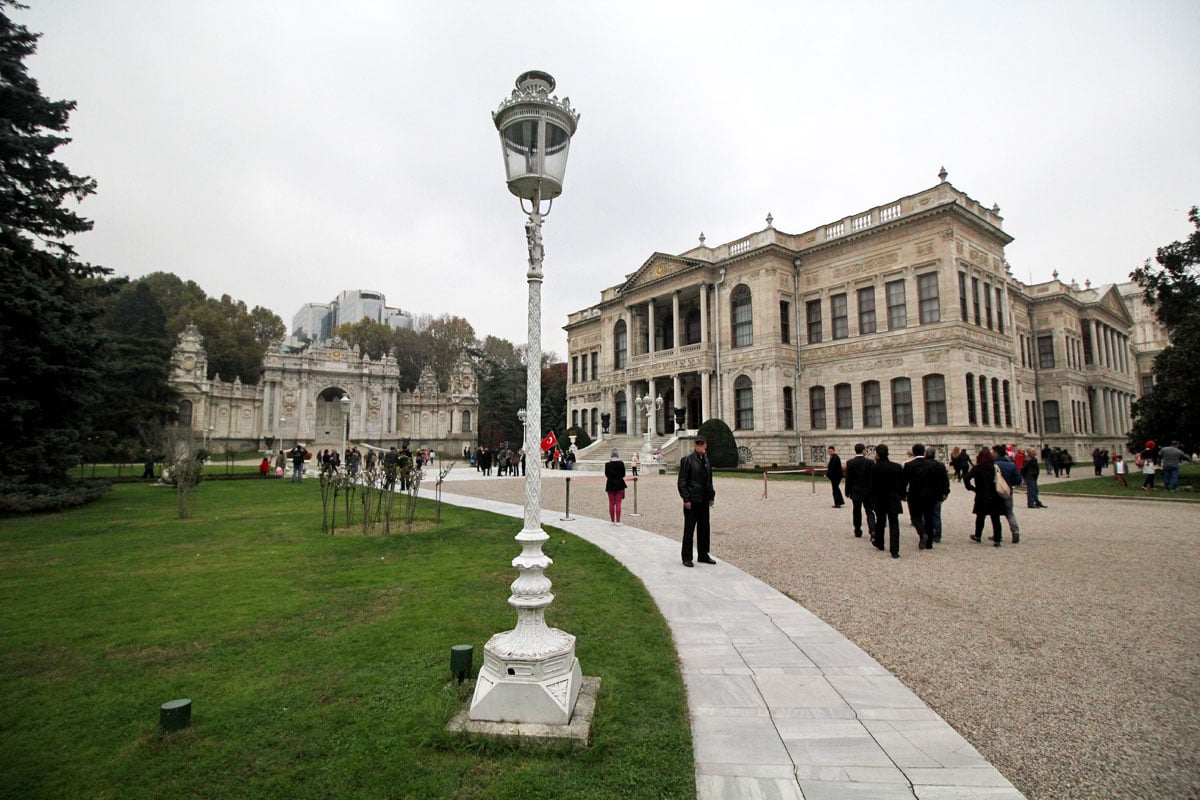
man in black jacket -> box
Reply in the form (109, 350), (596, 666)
(844, 443), (875, 538)
(677, 436), (716, 568)
(903, 443), (946, 550)
(826, 445), (845, 508)
(869, 444), (905, 558)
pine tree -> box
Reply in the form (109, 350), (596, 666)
(0, 3), (109, 482)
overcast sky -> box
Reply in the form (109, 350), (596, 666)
(18, 1), (1200, 356)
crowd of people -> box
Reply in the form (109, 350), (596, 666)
(823, 442), (1044, 559)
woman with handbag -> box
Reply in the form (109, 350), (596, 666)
(604, 449), (628, 524)
(964, 447), (1005, 547)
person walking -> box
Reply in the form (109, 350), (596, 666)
(965, 447), (1005, 547)
(678, 435), (716, 568)
(1021, 447), (1047, 508)
(1138, 441), (1157, 490)
(949, 446), (963, 482)
(1062, 450), (1073, 477)
(826, 445), (845, 508)
(868, 444), (905, 559)
(902, 443), (938, 550)
(992, 445), (1022, 543)
(1159, 440), (1192, 492)
(925, 446), (950, 544)
(844, 443), (875, 538)
(604, 448), (627, 525)
(141, 450), (156, 480)
(1113, 453), (1128, 488)
(290, 444), (306, 483)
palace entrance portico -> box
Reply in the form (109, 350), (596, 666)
(618, 371), (714, 436)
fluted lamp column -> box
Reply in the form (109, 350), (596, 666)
(469, 71), (582, 726)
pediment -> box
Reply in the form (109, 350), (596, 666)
(618, 253), (706, 295)
(1091, 285), (1133, 324)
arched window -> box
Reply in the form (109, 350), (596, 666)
(891, 378), (913, 426)
(615, 394), (627, 434)
(592, 407), (599, 437)
(991, 377), (1001, 427)
(861, 381), (882, 427)
(731, 284), (753, 347)
(581, 408), (588, 436)
(734, 375), (753, 430)
(461, 410), (472, 433)
(810, 386), (827, 429)
(979, 375), (989, 425)
(613, 319), (628, 369)
(835, 383), (853, 429)
(1002, 381), (1012, 427)
(966, 373), (977, 425)
(178, 399), (193, 427)
(923, 374), (948, 425)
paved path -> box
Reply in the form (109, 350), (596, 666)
(432, 481), (1025, 800)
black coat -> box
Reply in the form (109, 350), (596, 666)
(903, 457), (949, 504)
(826, 453), (844, 482)
(844, 454), (874, 500)
(604, 459), (627, 493)
(868, 458), (905, 514)
(965, 464), (1005, 515)
(677, 451), (715, 504)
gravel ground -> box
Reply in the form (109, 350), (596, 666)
(443, 467), (1200, 800)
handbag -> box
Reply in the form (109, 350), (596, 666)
(994, 465), (1012, 499)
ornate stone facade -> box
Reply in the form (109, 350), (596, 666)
(170, 326), (477, 453)
(565, 177), (1162, 466)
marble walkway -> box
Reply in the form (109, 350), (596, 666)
(435, 487), (1026, 800)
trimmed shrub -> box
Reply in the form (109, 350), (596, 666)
(0, 480), (113, 514)
(698, 418), (738, 468)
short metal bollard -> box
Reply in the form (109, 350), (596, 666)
(450, 644), (473, 684)
(628, 476), (640, 517)
(561, 476), (575, 520)
(160, 698), (191, 731)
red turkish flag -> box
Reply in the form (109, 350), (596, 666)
(540, 431), (557, 452)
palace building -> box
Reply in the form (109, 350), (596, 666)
(564, 173), (1159, 466)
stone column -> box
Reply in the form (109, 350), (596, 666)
(700, 283), (709, 344)
(700, 371), (711, 421)
(672, 291), (681, 350)
(673, 373), (682, 430)
(647, 377), (657, 435)
(626, 383), (634, 435)
(647, 300), (656, 355)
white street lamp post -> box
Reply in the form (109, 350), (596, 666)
(339, 395), (351, 472)
(278, 417), (286, 455)
(470, 71), (582, 726)
(635, 393), (663, 469)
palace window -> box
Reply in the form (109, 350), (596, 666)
(971, 277), (981, 325)
(979, 375), (989, 425)
(1043, 400), (1061, 433)
(923, 374), (948, 425)
(571, 356), (578, 383)
(580, 354), (587, 382)
(615, 393), (627, 434)
(984, 282), (993, 329)
(613, 320), (628, 369)
(966, 373), (977, 425)
(917, 273), (940, 324)
(835, 383), (853, 429)
(783, 386), (795, 430)
(886, 279), (907, 329)
(810, 386), (827, 429)
(995, 287), (1005, 333)
(862, 380), (882, 427)
(1038, 335), (1055, 369)
(958, 272), (969, 320)
(991, 377), (1001, 426)
(591, 352), (598, 381)
(734, 375), (754, 430)
(731, 284), (753, 347)
(891, 378), (913, 426)
(780, 300), (791, 344)
(1082, 322), (1094, 365)
(806, 299), (823, 343)
(858, 286), (876, 334)
(831, 293), (849, 339)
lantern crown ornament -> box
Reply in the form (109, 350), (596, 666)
(493, 70), (580, 205)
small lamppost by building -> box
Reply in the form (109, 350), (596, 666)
(339, 394), (351, 470)
(469, 70), (582, 726)
(635, 393), (662, 468)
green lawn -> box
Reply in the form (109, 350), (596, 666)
(1039, 462), (1200, 501)
(0, 481), (694, 799)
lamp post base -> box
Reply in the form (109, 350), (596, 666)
(469, 632), (583, 726)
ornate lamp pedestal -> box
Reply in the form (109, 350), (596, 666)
(635, 393), (662, 470)
(469, 70), (583, 727)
